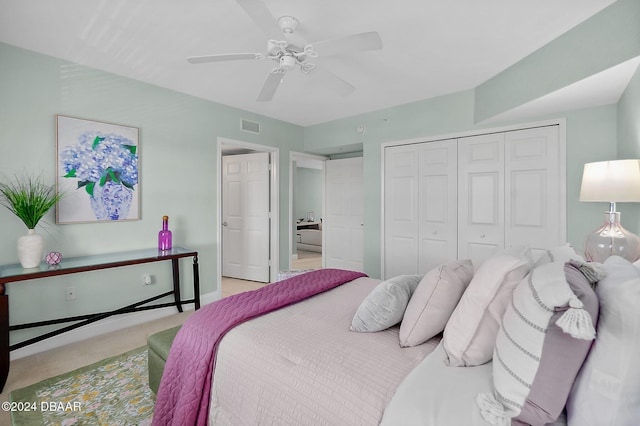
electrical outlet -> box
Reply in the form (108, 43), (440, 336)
(142, 273), (153, 286)
(65, 286), (76, 301)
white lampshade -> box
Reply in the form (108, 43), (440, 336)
(579, 159), (640, 202)
(579, 159), (640, 263)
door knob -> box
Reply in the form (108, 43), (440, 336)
(222, 221), (228, 226)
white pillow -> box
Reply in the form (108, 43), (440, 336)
(534, 243), (584, 268)
(381, 342), (493, 426)
(350, 275), (422, 332)
(566, 256), (640, 426)
(399, 260), (473, 347)
(442, 253), (531, 366)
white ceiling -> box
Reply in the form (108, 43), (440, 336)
(0, 0), (621, 126)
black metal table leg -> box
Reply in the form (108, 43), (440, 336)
(193, 254), (200, 310)
(0, 294), (9, 393)
(171, 258), (183, 313)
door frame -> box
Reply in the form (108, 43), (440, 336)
(288, 151), (328, 269)
(217, 137), (280, 289)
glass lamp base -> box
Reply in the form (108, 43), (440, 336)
(584, 212), (640, 263)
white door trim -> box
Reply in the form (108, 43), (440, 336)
(217, 137), (279, 289)
(288, 151), (328, 269)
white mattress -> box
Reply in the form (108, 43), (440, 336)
(208, 277), (439, 425)
(381, 343), (568, 426)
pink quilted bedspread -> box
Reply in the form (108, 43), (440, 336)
(152, 268), (367, 426)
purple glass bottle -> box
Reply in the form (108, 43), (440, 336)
(158, 215), (172, 251)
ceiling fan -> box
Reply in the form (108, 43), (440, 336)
(186, 0), (383, 102)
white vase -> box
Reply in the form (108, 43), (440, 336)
(17, 229), (44, 268)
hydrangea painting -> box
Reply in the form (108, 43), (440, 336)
(56, 115), (140, 223)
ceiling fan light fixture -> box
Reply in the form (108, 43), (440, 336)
(280, 55), (296, 70)
(278, 16), (298, 34)
(186, 0), (383, 102)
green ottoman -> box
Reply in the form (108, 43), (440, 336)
(147, 325), (181, 394)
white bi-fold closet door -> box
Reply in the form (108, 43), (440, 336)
(383, 125), (564, 279)
(458, 126), (562, 263)
(384, 140), (458, 278)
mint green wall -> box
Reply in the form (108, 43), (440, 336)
(1, 0), (638, 345)
(304, 91), (617, 277)
(616, 65), (640, 235)
(564, 105), (619, 244)
(303, 1), (637, 278)
(0, 42), (303, 344)
(305, 90), (475, 277)
(294, 167), (323, 222)
(475, 0), (640, 123)
(618, 66), (640, 158)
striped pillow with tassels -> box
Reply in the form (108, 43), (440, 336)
(477, 260), (603, 426)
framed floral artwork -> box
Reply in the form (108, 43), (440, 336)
(56, 115), (140, 223)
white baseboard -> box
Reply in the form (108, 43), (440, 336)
(10, 291), (219, 360)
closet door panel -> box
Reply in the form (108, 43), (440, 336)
(384, 145), (419, 278)
(382, 123), (564, 275)
(505, 126), (561, 256)
(458, 133), (505, 264)
(418, 140), (457, 274)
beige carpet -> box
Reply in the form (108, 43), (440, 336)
(221, 250), (322, 297)
(292, 250), (323, 270)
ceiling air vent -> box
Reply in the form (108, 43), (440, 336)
(241, 119), (260, 134)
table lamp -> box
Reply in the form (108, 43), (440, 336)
(579, 159), (640, 263)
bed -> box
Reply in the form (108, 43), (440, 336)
(297, 228), (322, 252)
(209, 276), (438, 425)
(152, 247), (640, 426)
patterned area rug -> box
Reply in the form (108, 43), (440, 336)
(10, 346), (154, 425)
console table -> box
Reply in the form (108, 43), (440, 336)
(0, 246), (200, 392)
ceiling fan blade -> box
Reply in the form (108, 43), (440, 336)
(311, 31), (383, 57)
(186, 53), (262, 64)
(257, 69), (285, 102)
(308, 66), (355, 97)
(236, 0), (283, 41)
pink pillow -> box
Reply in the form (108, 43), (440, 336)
(442, 253), (531, 367)
(399, 260), (474, 347)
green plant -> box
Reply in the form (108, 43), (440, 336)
(0, 175), (62, 229)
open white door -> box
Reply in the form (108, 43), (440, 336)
(324, 157), (364, 272)
(222, 152), (270, 282)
